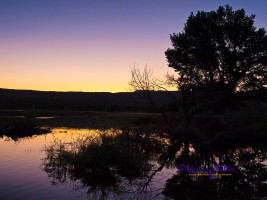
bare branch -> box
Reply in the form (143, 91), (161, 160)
(129, 64), (170, 124)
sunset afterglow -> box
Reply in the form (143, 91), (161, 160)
(1, 0), (266, 92)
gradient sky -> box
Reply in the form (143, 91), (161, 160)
(1, 0), (267, 92)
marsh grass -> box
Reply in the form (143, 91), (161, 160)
(42, 131), (152, 193)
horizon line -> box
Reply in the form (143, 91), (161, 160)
(0, 87), (177, 93)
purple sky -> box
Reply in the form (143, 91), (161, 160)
(1, 0), (266, 92)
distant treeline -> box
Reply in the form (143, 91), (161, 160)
(0, 88), (180, 112)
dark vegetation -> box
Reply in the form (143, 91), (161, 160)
(165, 5), (267, 129)
(0, 109), (50, 140)
(42, 132), (153, 198)
(42, 129), (267, 199)
(166, 5), (267, 93)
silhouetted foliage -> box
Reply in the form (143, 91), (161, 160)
(129, 66), (177, 123)
(166, 5), (267, 111)
(163, 145), (267, 200)
(0, 110), (50, 141)
(42, 129), (267, 199)
(42, 132), (157, 199)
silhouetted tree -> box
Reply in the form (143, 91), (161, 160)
(166, 5), (267, 94)
(129, 65), (171, 123)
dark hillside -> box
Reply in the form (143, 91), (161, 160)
(0, 88), (180, 111)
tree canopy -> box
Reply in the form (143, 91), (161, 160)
(165, 5), (267, 92)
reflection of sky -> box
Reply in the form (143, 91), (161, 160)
(0, 128), (105, 199)
(1, 0), (267, 92)
(0, 127), (266, 199)
(0, 127), (171, 199)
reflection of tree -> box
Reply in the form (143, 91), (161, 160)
(42, 132), (159, 199)
(164, 144), (267, 200)
(42, 130), (267, 200)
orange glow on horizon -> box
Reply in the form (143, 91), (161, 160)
(1, 82), (131, 93)
(0, 37), (171, 93)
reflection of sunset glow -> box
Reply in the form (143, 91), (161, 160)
(0, 128), (122, 176)
(0, 127), (121, 161)
(0, 127), (121, 199)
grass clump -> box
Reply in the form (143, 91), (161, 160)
(42, 132), (151, 190)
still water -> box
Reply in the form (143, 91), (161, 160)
(0, 128), (102, 200)
(0, 128), (266, 200)
(0, 128), (175, 200)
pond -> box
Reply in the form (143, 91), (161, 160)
(0, 127), (266, 200)
(0, 128), (101, 200)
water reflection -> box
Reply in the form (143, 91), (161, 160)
(165, 144), (267, 200)
(42, 129), (267, 200)
(0, 128), (114, 200)
(41, 132), (159, 199)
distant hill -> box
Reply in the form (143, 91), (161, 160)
(0, 88), (180, 112)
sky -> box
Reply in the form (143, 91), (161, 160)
(1, 0), (267, 92)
